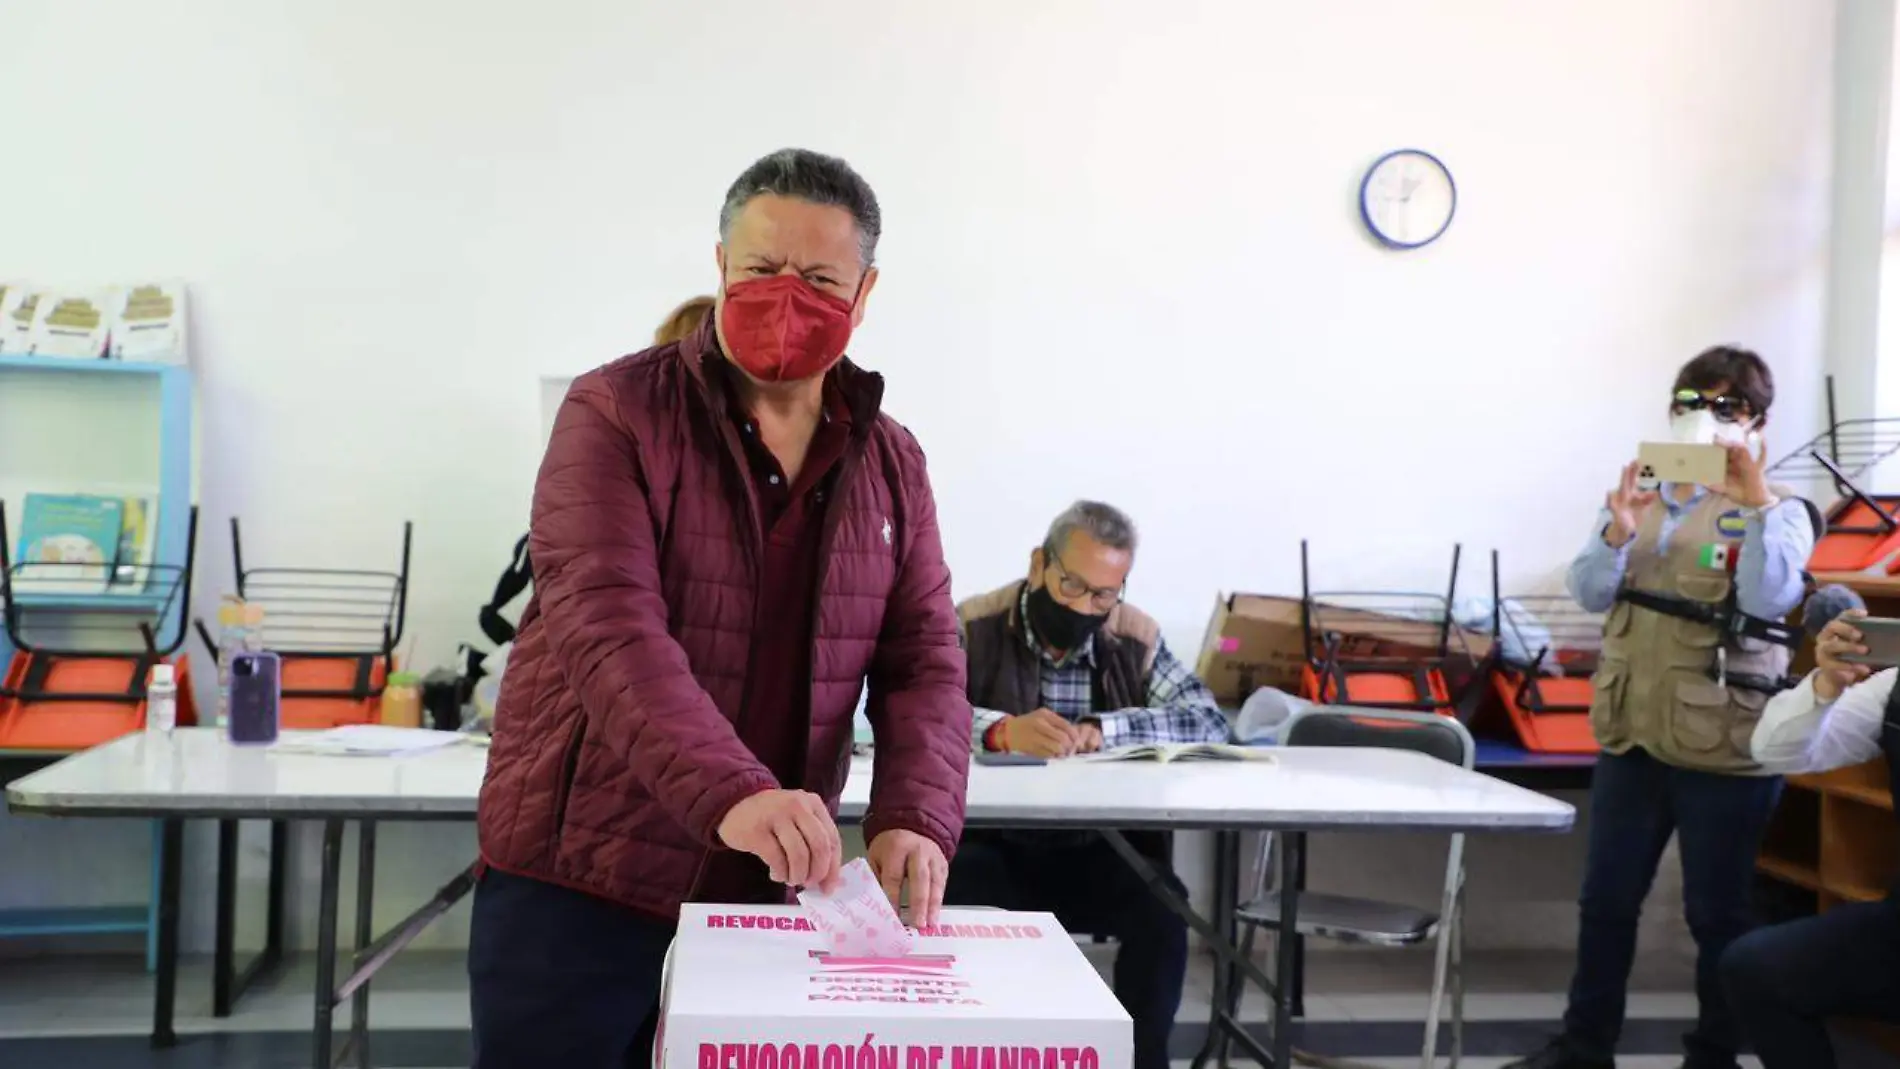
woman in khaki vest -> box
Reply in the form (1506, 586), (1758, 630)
(1507, 347), (1817, 1069)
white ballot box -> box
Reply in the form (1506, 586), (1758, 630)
(659, 906), (1132, 1069)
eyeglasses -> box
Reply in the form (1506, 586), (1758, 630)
(1671, 389), (1753, 424)
(1046, 553), (1125, 612)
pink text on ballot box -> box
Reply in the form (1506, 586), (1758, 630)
(658, 905), (1131, 1069)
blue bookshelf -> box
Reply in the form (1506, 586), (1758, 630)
(0, 351), (194, 970)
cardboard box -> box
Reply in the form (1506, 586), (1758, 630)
(1195, 592), (1491, 707)
(659, 906), (1131, 1069)
(1195, 593), (1309, 705)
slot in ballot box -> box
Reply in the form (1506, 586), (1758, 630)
(658, 906), (1131, 1069)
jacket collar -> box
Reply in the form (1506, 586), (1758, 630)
(677, 303), (886, 430)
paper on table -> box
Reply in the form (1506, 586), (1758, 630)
(271, 725), (469, 757)
(796, 857), (913, 957)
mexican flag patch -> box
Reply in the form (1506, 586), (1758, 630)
(1699, 543), (1738, 572)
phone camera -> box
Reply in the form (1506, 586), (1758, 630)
(233, 659), (256, 678)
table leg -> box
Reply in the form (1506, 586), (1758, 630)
(150, 817), (183, 1049)
(267, 821), (287, 966)
(313, 819), (344, 1069)
(1269, 833), (1305, 1069)
(1289, 830), (1306, 1020)
(214, 819), (289, 1018)
(1192, 829), (1241, 1069)
(213, 819), (237, 1015)
(351, 821), (377, 1069)
(1099, 830), (1283, 1067)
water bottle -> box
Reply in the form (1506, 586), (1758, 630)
(214, 596), (243, 726)
(147, 663), (177, 734)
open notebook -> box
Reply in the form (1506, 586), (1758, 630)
(1081, 743), (1276, 764)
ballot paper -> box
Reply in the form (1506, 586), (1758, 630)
(797, 857), (914, 958)
(270, 725), (468, 757)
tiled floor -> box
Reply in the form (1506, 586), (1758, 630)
(0, 944), (1850, 1067)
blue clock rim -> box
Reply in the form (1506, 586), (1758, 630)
(1359, 148), (1457, 250)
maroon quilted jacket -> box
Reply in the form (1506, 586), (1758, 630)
(477, 322), (971, 920)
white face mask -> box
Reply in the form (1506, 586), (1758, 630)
(1670, 409), (1757, 449)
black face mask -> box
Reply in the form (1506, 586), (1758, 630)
(1026, 583), (1109, 652)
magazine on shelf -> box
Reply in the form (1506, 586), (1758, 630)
(1080, 743), (1276, 764)
(13, 493), (126, 595)
(0, 286), (41, 354)
(25, 289), (113, 359)
(109, 282), (187, 362)
(110, 495), (157, 591)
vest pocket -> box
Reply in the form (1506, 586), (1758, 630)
(1668, 678), (1735, 754)
(1605, 601), (1633, 639)
(1590, 659), (1628, 740)
(1726, 686), (1771, 759)
(1673, 571), (1731, 650)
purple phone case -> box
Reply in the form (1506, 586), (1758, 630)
(228, 651), (282, 745)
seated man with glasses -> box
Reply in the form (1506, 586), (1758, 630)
(945, 500), (1229, 1069)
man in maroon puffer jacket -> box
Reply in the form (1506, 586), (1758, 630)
(470, 148), (973, 1069)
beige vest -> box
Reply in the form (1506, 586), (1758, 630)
(1590, 487), (1792, 774)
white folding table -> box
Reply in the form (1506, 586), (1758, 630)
(5, 729), (1574, 1068)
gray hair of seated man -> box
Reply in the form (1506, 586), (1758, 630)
(1044, 500), (1139, 557)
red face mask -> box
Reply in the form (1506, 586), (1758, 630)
(718, 274), (857, 383)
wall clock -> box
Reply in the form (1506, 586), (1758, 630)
(1359, 149), (1456, 250)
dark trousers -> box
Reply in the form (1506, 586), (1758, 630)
(468, 867), (674, 1069)
(1559, 747), (1781, 1067)
(944, 832), (1188, 1069)
(1721, 900), (1900, 1068)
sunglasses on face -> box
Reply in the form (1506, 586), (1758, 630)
(1671, 389), (1753, 424)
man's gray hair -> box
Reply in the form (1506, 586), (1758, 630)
(718, 148), (883, 267)
(1044, 500), (1139, 557)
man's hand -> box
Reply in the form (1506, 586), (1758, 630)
(1605, 461), (1657, 548)
(867, 829), (948, 929)
(1720, 437), (1775, 509)
(1813, 611), (1874, 703)
(1075, 720), (1104, 754)
(1001, 708), (1079, 758)
(716, 789), (842, 891)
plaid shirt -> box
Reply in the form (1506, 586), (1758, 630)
(971, 587), (1229, 751)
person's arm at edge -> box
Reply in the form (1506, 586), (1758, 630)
(1091, 639), (1231, 748)
(862, 435), (972, 861)
(1733, 498), (1817, 620)
(970, 707), (1009, 752)
(1752, 668), (1890, 775)
(530, 375), (776, 844)
(1567, 508), (1630, 613)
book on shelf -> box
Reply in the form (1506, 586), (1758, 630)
(1080, 743), (1276, 764)
(13, 493), (126, 595)
(0, 286), (41, 355)
(110, 495), (157, 591)
(0, 280), (189, 363)
(25, 289), (113, 359)
(108, 282), (187, 363)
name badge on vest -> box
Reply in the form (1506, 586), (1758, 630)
(1716, 509), (1748, 539)
(1698, 542), (1739, 573)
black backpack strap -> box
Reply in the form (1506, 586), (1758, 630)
(1798, 496), (1824, 541)
(479, 534), (532, 646)
(1616, 587), (1801, 648)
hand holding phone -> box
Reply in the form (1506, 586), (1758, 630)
(1833, 614), (1900, 668)
(1813, 611), (1876, 702)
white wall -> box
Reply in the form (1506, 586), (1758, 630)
(0, 0), (1837, 957)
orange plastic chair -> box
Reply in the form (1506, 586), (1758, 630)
(0, 654), (198, 753)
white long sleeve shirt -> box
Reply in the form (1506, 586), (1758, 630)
(1751, 669), (1897, 775)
